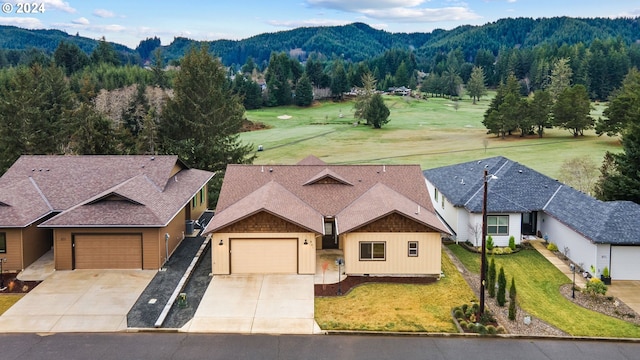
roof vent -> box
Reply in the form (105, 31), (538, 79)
(518, 170), (523, 174)
(151, 156), (155, 161)
(269, 168), (273, 173)
(460, 178), (465, 185)
(485, 164), (489, 168)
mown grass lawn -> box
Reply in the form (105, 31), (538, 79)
(447, 244), (640, 338)
(314, 250), (475, 332)
(242, 96), (620, 180)
(0, 294), (23, 315)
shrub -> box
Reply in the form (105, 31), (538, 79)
(508, 236), (516, 250)
(492, 247), (504, 255)
(458, 320), (468, 329)
(497, 267), (507, 306)
(496, 325), (506, 334)
(479, 311), (495, 325)
(454, 309), (464, 319)
(461, 304), (469, 313)
(486, 235), (494, 250)
(585, 277), (608, 296)
(471, 302), (479, 313)
(602, 266), (610, 278)
(502, 247), (513, 254)
(508, 277), (517, 320)
(476, 324), (488, 334)
(546, 242), (558, 251)
(488, 258), (497, 298)
(486, 325), (497, 335)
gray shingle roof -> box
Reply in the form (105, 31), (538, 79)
(424, 156), (640, 246)
(0, 155), (214, 228)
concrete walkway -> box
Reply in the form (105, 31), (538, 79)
(529, 240), (587, 288)
(314, 249), (347, 285)
(184, 274), (320, 334)
(17, 249), (55, 281)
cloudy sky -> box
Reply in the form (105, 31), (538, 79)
(1, 0), (638, 48)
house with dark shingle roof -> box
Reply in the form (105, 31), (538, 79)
(423, 156), (640, 281)
(0, 155), (213, 271)
(203, 156), (449, 276)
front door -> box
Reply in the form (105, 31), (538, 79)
(322, 220), (338, 249)
(521, 212), (537, 236)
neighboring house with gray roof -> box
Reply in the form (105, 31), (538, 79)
(423, 156), (640, 281)
(0, 155), (213, 271)
(203, 156), (449, 276)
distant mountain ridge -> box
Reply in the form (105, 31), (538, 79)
(1, 16), (639, 65)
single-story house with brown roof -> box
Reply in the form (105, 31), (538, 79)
(0, 155), (213, 271)
(203, 156), (449, 276)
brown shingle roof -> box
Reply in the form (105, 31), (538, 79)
(204, 161), (448, 235)
(0, 155), (214, 228)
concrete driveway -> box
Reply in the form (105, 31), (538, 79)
(607, 280), (640, 315)
(184, 274), (320, 334)
(0, 270), (155, 333)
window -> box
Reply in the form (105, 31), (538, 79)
(359, 242), (385, 260)
(0, 232), (5, 253)
(199, 188), (204, 204)
(191, 197), (197, 208)
(487, 215), (509, 235)
(441, 196), (445, 209)
(434, 188), (438, 201)
(408, 241), (418, 257)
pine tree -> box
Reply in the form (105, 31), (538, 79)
(365, 93), (390, 129)
(594, 123), (640, 204)
(354, 72), (377, 123)
(553, 85), (594, 136)
(547, 57), (573, 102)
(466, 66), (487, 104)
(508, 277), (517, 320)
(497, 267), (507, 306)
(330, 60), (349, 101)
(488, 258), (497, 298)
(596, 68), (640, 137)
(294, 73), (314, 107)
(158, 45), (255, 206)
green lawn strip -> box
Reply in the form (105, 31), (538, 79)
(0, 294), (23, 315)
(243, 96), (620, 179)
(314, 250), (474, 332)
(447, 244), (640, 337)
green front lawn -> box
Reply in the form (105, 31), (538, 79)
(0, 294), (23, 315)
(447, 244), (640, 338)
(314, 250), (475, 332)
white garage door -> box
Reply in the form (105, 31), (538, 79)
(74, 234), (143, 269)
(230, 238), (297, 274)
(611, 246), (640, 280)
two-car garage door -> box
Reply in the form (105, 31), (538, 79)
(230, 238), (297, 274)
(74, 234), (142, 269)
(611, 246), (640, 280)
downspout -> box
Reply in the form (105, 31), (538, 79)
(164, 233), (170, 266)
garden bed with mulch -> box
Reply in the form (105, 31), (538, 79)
(0, 273), (41, 294)
(315, 276), (437, 297)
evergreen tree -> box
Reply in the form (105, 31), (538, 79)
(553, 84), (594, 136)
(488, 257), (497, 298)
(91, 37), (121, 66)
(547, 57), (573, 102)
(596, 67), (640, 137)
(508, 277), (517, 321)
(158, 45), (255, 206)
(265, 52), (292, 106)
(365, 93), (390, 129)
(330, 59), (349, 101)
(151, 48), (169, 89)
(497, 267), (507, 306)
(354, 72), (377, 123)
(294, 73), (314, 107)
(528, 89), (553, 137)
(54, 41), (89, 75)
(241, 56), (256, 74)
(466, 66), (487, 104)
(594, 123), (640, 204)
(483, 74), (521, 138)
(65, 102), (118, 155)
(394, 60), (409, 87)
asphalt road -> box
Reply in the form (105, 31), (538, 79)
(1, 333), (638, 360)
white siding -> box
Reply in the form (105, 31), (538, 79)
(538, 214), (598, 274)
(425, 179), (462, 240)
(467, 213), (521, 247)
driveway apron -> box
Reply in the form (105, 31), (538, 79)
(184, 274), (319, 334)
(0, 270), (154, 333)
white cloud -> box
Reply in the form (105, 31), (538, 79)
(52, 21), (126, 33)
(507, 0), (517, 3)
(267, 18), (352, 28)
(305, 0), (480, 23)
(93, 9), (115, 18)
(0, 17), (44, 28)
(72, 17), (90, 25)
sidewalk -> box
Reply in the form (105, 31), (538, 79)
(529, 240), (587, 288)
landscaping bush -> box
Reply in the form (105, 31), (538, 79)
(454, 309), (464, 319)
(502, 247), (513, 254)
(496, 326), (506, 334)
(476, 324), (488, 334)
(508, 277), (517, 321)
(486, 325), (497, 335)
(488, 258), (496, 298)
(461, 304), (468, 313)
(497, 267), (507, 306)
(486, 235), (494, 250)
(458, 320), (468, 329)
(508, 236), (516, 250)
(546, 242), (558, 251)
(585, 277), (608, 297)
(492, 247), (504, 255)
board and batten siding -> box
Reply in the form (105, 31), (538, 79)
(343, 232), (441, 276)
(1, 228), (24, 272)
(212, 232), (316, 275)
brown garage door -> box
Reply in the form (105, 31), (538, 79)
(230, 238), (297, 274)
(74, 234), (142, 269)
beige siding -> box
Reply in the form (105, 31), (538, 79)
(212, 232), (316, 275)
(190, 185), (209, 221)
(1, 228), (24, 272)
(230, 239), (297, 274)
(343, 232), (441, 276)
(74, 234), (142, 269)
(158, 207), (188, 266)
(22, 223), (52, 269)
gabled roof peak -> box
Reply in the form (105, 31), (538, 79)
(303, 168), (354, 186)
